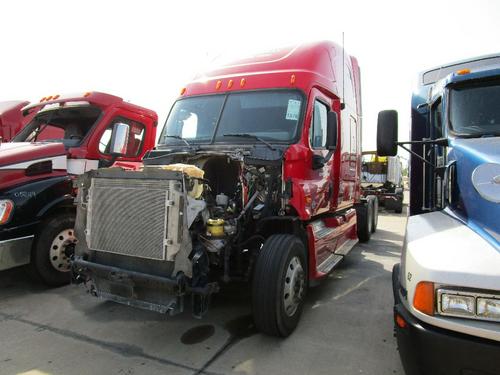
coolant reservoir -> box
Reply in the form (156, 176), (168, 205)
(207, 218), (225, 237)
(159, 163), (204, 198)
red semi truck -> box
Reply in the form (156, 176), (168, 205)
(0, 100), (30, 142)
(72, 42), (378, 336)
(0, 92), (157, 285)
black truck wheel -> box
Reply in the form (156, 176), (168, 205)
(252, 234), (307, 337)
(356, 201), (372, 242)
(367, 195), (378, 233)
(392, 263), (401, 302)
(395, 194), (404, 214)
(30, 213), (76, 286)
(395, 201), (403, 214)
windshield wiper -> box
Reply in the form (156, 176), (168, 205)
(223, 133), (276, 150)
(163, 135), (194, 149)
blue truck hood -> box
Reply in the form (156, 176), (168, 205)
(449, 137), (500, 247)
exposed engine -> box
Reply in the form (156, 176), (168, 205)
(72, 151), (285, 316)
(157, 154), (283, 283)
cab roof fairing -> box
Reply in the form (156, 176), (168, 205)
(419, 53), (500, 87)
(427, 66), (500, 105)
(180, 41), (353, 101)
(21, 92), (157, 121)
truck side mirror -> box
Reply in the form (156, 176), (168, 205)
(327, 111), (338, 150)
(377, 110), (398, 156)
(109, 123), (130, 157)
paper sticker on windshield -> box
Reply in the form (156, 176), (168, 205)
(286, 99), (301, 121)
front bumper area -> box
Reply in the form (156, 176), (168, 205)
(393, 270), (500, 375)
(0, 235), (33, 271)
(72, 257), (219, 318)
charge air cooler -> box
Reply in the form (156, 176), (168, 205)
(86, 175), (184, 262)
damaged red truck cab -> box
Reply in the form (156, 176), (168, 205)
(72, 42), (377, 337)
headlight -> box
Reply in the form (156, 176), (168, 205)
(437, 288), (500, 322)
(440, 293), (475, 317)
(477, 298), (500, 321)
(0, 200), (14, 225)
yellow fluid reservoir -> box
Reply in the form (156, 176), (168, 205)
(207, 218), (225, 237)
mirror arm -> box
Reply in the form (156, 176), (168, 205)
(324, 149), (335, 163)
(312, 149), (335, 170)
(396, 138), (448, 146)
(397, 144), (436, 168)
(99, 154), (118, 168)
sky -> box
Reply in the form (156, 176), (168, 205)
(1, 0), (499, 152)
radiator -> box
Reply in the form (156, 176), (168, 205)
(87, 178), (182, 260)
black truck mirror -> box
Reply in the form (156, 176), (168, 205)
(377, 110), (398, 156)
(327, 111), (338, 150)
(109, 122), (130, 157)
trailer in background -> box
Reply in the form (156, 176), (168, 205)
(361, 151), (404, 213)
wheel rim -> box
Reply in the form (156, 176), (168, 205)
(49, 229), (77, 272)
(283, 256), (305, 317)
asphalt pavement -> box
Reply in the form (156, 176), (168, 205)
(0, 207), (407, 375)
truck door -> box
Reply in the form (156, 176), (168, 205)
(308, 89), (335, 216)
(82, 109), (156, 172)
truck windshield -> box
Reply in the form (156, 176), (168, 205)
(159, 90), (303, 145)
(449, 81), (500, 137)
(13, 106), (102, 147)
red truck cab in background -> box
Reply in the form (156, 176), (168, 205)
(0, 100), (30, 142)
(0, 92), (157, 285)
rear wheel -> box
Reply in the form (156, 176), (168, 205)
(395, 194), (404, 214)
(30, 213), (76, 286)
(394, 201), (403, 214)
(356, 202), (372, 242)
(252, 234), (307, 337)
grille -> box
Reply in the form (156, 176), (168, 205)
(88, 178), (172, 260)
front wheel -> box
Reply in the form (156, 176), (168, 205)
(30, 213), (76, 286)
(252, 234), (307, 337)
(356, 202), (373, 242)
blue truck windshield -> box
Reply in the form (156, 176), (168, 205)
(449, 82), (500, 137)
(159, 91), (303, 145)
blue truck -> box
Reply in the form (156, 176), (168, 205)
(377, 54), (500, 374)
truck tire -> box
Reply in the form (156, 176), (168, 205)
(395, 194), (404, 214)
(30, 213), (76, 286)
(252, 234), (307, 337)
(395, 200), (403, 214)
(367, 196), (378, 233)
(356, 202), (372, 242)
(392, 263), (401, 302)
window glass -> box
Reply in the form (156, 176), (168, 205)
(310, 100), (328, 149)
(158, 91), (303, 145)
(160, 96), (224, 144)
(450, 82), (500, 137)
(214, 91), (302, 141)
(99, 118), (145, 157)
(27, 124), (65, 141)
(432, 99), (443, 138)
(13, 106), (101, 147)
